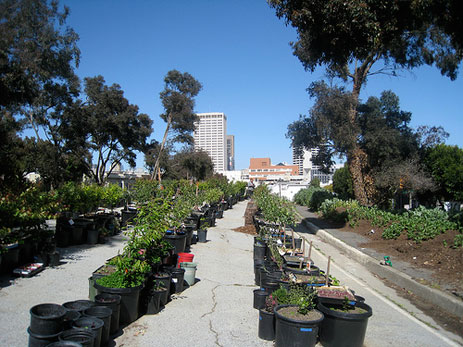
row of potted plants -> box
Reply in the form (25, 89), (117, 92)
(250, 188), (373, 347)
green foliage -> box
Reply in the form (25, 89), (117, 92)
(332, 166), (354, 200)
(274, 284), (317, 315)
(293, 186), (334, 211)
(453, 234), (463, 248)
(309, 178), (320, 188)
(254, 186), (300, 227)
(424, 144), (463, 201)
(320, 199), (460, 243)
(101, 184), (125, 209)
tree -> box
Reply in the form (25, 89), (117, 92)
(287, 87), (421, 204)
(332, 165), (354, 200)
(176, 149), (214, 181)
(81, 76), (152, 185)
(151, 70), (202, 180)
(424, 144), (463, 201)
(269, 0), (462, 205)
(0, 0), (80, 110)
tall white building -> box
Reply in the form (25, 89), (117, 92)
(293, 146), (341, 184)
(194, 112), (227, 172)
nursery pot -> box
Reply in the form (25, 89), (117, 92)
(71, 226), (84, 245)
(177, 252), (194, 268)
(83, 306), (112, 346)
(94, 282), (144, 325)
(62, 300), (95, 314)
(27, 327), (61, 347)
(86, 229), (99, 245)
(317, 301), (372, 347)
(274, 305), (324, 347)
(94, 293), (121, 335)
(1, 243), (20, 272)
(258, 309), (275, 341)
(73, 316), (104, 347)
(154, 273), (172, 305)
(63, 310), (80, 330)
(46, 341), (84, 347)
(29, 303), (67, 336)
(180, 262), (197, 286)
(253, 289), (269, 310)
(168, 267), (185, 294)
(146, 287), (164, 315)
(253, 243), (266, 260)
(59, 329), (94, 347)
(197, 229), (207, 243)
(163, 233), (187, 254)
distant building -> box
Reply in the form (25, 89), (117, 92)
(194, 112), (228, 172)
(226, 135), (235, 171)
(249, 158), (299, 182)
(292, 146), (343, 185)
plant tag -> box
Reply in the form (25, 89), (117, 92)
(68, 219), (74, 225)
(172, 278), (178, 283)
(259, 315), (262, 320)
(300, 328), (312, 332)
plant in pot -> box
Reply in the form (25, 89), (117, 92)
(95, 255), (150, 324)
(197, 216), (209, 243)
(258, 287), (288, 341)
(273, 284), (324, 347)
(317, 295), (373, 347)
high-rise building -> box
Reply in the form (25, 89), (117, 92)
(194, 112), (227, 172)
(293, 146), (342, 184)
(226, 135), (235, 171)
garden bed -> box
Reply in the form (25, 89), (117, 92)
(307, 209), (463, 297)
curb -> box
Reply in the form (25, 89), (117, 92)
(301, 218), (463, 318)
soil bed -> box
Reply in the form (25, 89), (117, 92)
(276, 306), (323, 321)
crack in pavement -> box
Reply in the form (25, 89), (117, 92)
(201, 284), (222, 347)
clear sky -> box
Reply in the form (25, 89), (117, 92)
(61, 0), (463, 170)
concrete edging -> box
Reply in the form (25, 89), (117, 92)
(301, 219), (463, 318)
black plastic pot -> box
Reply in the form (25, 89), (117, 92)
(258, 309), (275, 341)
(86, 229), (99, 245)
(46, 341), (83, 347)
(163, 233), (187, 254)
(63, 310), (81, 330)
(94, 293), (121, 336)
(121, 210), (137, 227)
(59, 328), (94, 347)
(317, 301), (372, 347)
(154, 273), (172, 305)
(71, 226), (84, 245)
(253, 243), (266, 260)
(83, 306), (112, 346)
(1, 244), (19, 272)
(27, 327), (61, 347)
(253, 289), (269, 310)
(274, 305), (324, 347)
(197, 229), (207, 243)
(29, 303), (67, 336)
(94, 282), (144, 325)
(62, 300), (95, 314)
(168, 267), (185, 294)
(283, 264), (320, 276)
(146, 288), (164, 314)
(73, 316), (104, 347)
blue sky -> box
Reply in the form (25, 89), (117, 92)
(62, 0), (463, 170)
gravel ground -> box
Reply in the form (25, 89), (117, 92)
(0, 234), (127, 346)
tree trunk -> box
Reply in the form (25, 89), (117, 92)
(151, 114), (171, 180)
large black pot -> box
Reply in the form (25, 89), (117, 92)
(83, 306), (112, 346)
(258, 309), (275, 341)
(163, 233), (187, 254)
(154, 272), (171, 305)
(274, 305), (324, 347)
(317, 301), (372, 347)
(73, 316), (104, 347)
(94, 293), (121, 335)
(62, 300), (95, 314)
(29, 303), (67, 336)
(59, 328), (94, 347)
(253, 289), (269, 310)
(253, 243), (266, 260)
(94, 282), (144, 325)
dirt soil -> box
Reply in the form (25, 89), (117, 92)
(315, 212), (463, 297)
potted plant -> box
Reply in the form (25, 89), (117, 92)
(317, 296), (373, 347)
(273, 284), (324, 347)
(258, 287), (287, 341)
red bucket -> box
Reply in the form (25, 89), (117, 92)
(177, 252), (194, 267)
